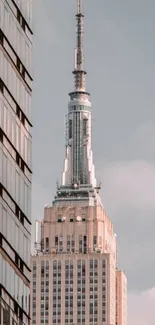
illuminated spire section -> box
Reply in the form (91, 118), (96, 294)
(73, 0), (87, 93)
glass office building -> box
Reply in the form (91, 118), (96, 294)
(0, 1), (32, 324)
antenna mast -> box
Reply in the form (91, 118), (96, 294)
(73, 0), (86, 92)
(77, 0), (81, 14)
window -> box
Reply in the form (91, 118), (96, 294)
(93, 236), (97, 246)
(82, 214), (86, 221)
(83, 119), (87, 136)
(45, 237), (49, 250)
(1, 53), (31, 122)
(57, 215), (62, 222)
(55, 236), (58, 245)
(94, 260), (98, 267)
(83, 236), (87, 253)
(69, 120), (72, 139)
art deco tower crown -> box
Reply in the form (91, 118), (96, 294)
(53, 0), (100, 206)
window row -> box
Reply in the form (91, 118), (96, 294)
(0, 126), (32, 184)
(65, 320), (74, 324)
(56, 214), (86, 222)
(0, 98), (32, 169)
(0, 80), (31, 134)
(0, 1), (32, 74)
(1, 181), (31, 234)
(89, 318), (98, 323)
(69, 105), (91, 112)
(32, 259), (107, 273)
(0, 50), (31, 121)
(1, 28), (32, 90)
(0, 204), (30, 266)
(0, 298), (29, 325)
(0, 147), (31, 218)
(1, 255), (30, 315)
(68, 114), (89, 140)
(43, 235), (96, 254)
(11, 0), (32, 29)
(1, 234), (30, 280)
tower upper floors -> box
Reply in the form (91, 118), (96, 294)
(31, 251), (116, 325)
(35, 202), (116, 261)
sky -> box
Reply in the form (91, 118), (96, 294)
(32, 1), (155, 324)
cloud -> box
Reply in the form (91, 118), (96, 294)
(98, 160), (155, 290)
(133, 123), (155, 149)
(128, 287), (155, 325)
(130, 123), (155, 161)
(100, 160), (155, 215)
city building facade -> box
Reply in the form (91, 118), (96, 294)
(0, 0), (32, 324)
(116, 270), (127, 325)
(31, 1), (127, 325)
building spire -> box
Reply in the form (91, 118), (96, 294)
(53, 0), (99, 206)
(73, 0), (86, 92)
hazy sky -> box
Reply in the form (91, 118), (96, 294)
(32, 1), (155, 323)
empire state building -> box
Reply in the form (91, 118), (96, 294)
(30, 1), (127, 325)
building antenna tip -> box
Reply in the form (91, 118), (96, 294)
(77, 0), (82, 14)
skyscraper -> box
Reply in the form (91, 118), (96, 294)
(0, 1), (32, 325)
(31, 1), (127, 325)
(116, 270), (127, 325)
